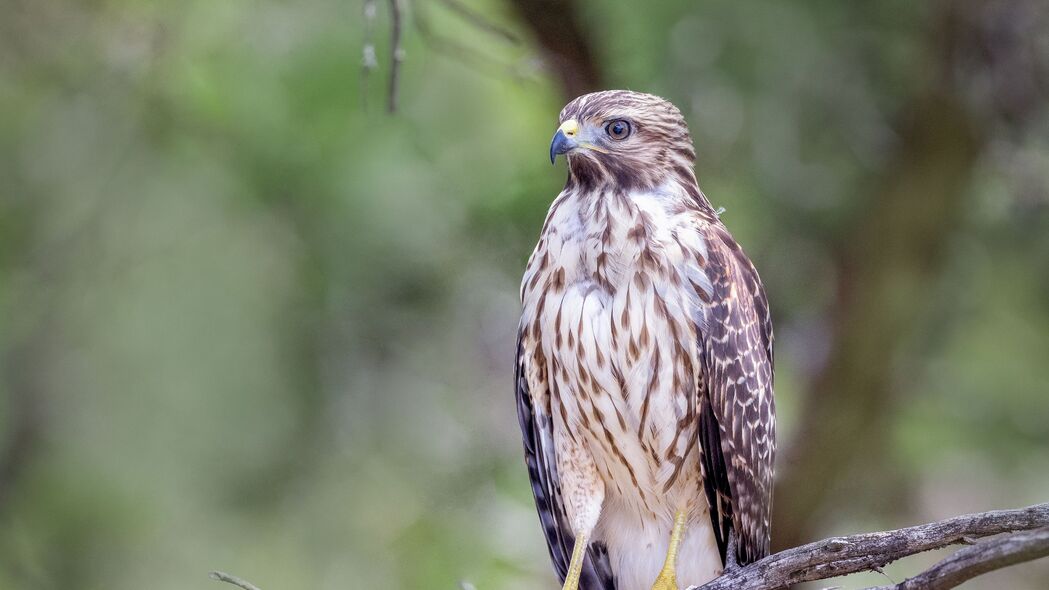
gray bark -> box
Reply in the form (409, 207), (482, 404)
(689, 503), (1049, 590)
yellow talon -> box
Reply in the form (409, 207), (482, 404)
(562, 532), (589, 590)
(650, 510), (687, 590)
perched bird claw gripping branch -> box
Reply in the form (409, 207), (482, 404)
(722, 531), (742, 575)
(516, 90), (775, 590)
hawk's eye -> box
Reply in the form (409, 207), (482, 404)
(605, 119), (631, 141)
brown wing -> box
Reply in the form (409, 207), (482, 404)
(696, 224), (776, 566)
(515, 333), (616, 589)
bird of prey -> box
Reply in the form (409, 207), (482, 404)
(515, 90), (775, 590)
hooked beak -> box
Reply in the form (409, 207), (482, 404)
(549, 119), (580, 164)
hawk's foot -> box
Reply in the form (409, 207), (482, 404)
(723, 529), (741, 574)
(561, 532), (589, 590)
(650, 509), (687, 590)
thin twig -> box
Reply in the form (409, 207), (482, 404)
(414, 5), (535, 83)
(688, 502), (1049, 590)
(361, 0), (378, 109)
(387, 0), (404, 113)
(210, 571), (263, 590)
(434, 0), (521, 45)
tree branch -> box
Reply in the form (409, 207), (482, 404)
(210, 571), (263, 590)
(688, 503), (1049, 590)
(868, 526), (1049, 590)
(386, 0), (405, 113)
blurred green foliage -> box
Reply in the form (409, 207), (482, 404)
(0, 1), (1047, 589)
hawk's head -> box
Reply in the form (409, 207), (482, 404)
(550, 90), (697, 193)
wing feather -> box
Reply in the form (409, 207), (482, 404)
(695, 224), (776, 566)
(515, 334), (615, 589)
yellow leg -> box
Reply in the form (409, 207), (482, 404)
(650, 510), (687, 590)
(562, 532), (589, 590)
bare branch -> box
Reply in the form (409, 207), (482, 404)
(386, 0), (404, 113)
(866, 526), (1049, 590)
(688, 502), (1049, 590)
(210, 571), (263, 590)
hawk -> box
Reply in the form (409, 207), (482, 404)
(515, 90), (775, 590)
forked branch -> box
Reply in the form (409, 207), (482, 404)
(689, 502), (1049, 590)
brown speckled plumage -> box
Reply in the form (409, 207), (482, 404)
(517, 90), (775, 590)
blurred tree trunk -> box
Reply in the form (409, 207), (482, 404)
(774, 0), (1045, 550)
(0, 322), (50, 513)
(772, 91), (983, 549)
(0, 180), (53, 517)
(505, 0), (603, 99)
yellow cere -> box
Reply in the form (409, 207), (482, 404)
(557, 118), (609, 154)
(558, 119), (580, 137)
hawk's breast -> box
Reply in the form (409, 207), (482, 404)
(520, 183), (727, 589)
(521, 184), (714, 514)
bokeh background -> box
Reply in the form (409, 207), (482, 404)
(2, 0), (1048, 589)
